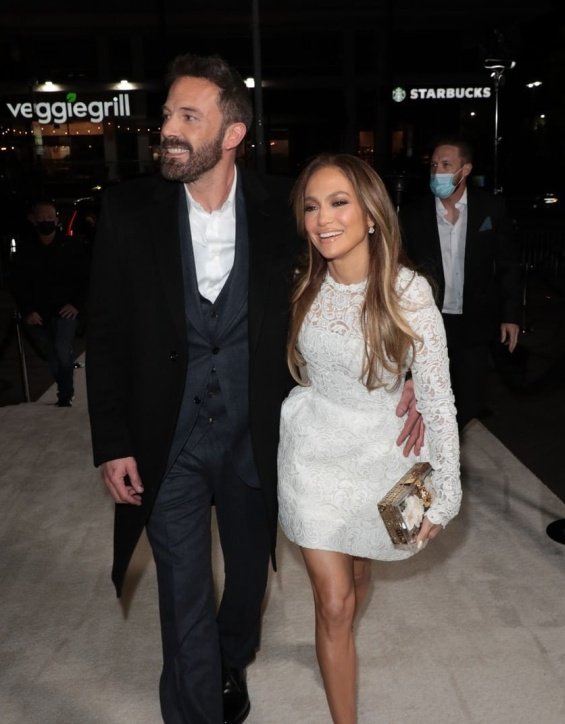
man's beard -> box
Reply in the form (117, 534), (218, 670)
(160, 129), (225, 183)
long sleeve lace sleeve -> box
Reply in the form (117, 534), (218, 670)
(399, 271), (462, 528)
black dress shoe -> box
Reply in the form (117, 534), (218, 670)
(223, 667), (250, 724)
(55, 397), (73, 407)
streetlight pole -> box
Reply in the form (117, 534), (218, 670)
(251, 0), (266, 173)
(484, 59), (515, 195)
(526, 80), (543, 133)
(491, 68), (503, 194)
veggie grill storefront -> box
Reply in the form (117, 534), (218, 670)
(0, 83), (161, 192)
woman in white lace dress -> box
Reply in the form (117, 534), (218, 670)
(277, 154), (461, 723)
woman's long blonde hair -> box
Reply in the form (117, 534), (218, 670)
(288, 153), (419, 390)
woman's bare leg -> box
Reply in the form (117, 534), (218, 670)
(352, 556), (372, 620)
(301, 548), (357, 724)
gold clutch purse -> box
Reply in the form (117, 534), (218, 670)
(377, 462), (433, 545)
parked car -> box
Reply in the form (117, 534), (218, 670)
(52, 194), (101, 251)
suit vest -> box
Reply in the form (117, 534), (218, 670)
(167, 182), (260, 488)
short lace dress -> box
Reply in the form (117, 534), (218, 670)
(277, 267), (461, 561)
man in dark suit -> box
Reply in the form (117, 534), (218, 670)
(10, 199), (88, 407)
(87, 52), (422, 724)
(86, 52), (301, 724)
(399, 138), (521, 430)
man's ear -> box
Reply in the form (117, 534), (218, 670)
(462, 162), (473, 179)
(223, 122), (247, 151)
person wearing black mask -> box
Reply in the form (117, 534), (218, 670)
(10, 200), (88, 406)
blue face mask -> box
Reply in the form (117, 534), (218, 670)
(430, 173), (458, 199)
(430, 168), (465, 199)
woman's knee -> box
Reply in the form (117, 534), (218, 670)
(314, 586), (356, 631)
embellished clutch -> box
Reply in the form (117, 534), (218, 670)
(377, 462), (433, 545)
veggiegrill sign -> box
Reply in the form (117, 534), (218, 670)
(5, 92), (132, 124)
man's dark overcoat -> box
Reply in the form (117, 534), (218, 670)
(86, 166), (301, 595)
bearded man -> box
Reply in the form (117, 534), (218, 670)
(86, 52), (303, 724)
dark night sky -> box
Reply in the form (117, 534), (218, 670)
(0, 1), (563, 195)
(1, 1), (560, 82)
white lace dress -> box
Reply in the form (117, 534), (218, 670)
(277, 267), (461, 561)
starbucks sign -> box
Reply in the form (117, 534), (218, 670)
(392, 86), (492, 102)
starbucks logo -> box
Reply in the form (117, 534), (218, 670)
(392, 87), (407, 103)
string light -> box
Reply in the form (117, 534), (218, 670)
(0, 123), (159, 137)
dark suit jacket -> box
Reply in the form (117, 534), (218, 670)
(9, 231), (88, 319)
(399, 187), (521, 345)
(86, 166), (302, 594)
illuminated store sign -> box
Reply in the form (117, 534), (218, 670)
(5, 92), (132, 123)
(392, 87), (492, 102)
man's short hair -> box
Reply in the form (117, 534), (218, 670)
(433, 137), (474, 165)
(166, 52), (253, 130)
(29, 199), (57, 216)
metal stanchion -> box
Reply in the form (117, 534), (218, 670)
(13, 311), (31, 402)
(520, 260), (534, 334)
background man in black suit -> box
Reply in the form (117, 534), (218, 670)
(10, 199), (88, 407)
(399, 138), (522, 430)
(86, 52), (422, 724)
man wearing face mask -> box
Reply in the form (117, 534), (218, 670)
(399, 138), (521, 430)
(10, 200), (88, 406)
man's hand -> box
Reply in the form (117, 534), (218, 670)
(59, 304), (79, 320)
(25, 311), (42, 325)
(101, 457), (144, 506)
(500, 322), (520, 353)
(395, 377), (425, 457)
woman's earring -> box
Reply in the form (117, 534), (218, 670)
(368, 225), (375, 235)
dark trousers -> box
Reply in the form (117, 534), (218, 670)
(442, 314), (489, 431)
(25, 316), (77, 401)
(146, 423), (271, 724)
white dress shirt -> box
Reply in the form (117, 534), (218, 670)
(185, 168), (238, 303)
(436, 188), (467, 314)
